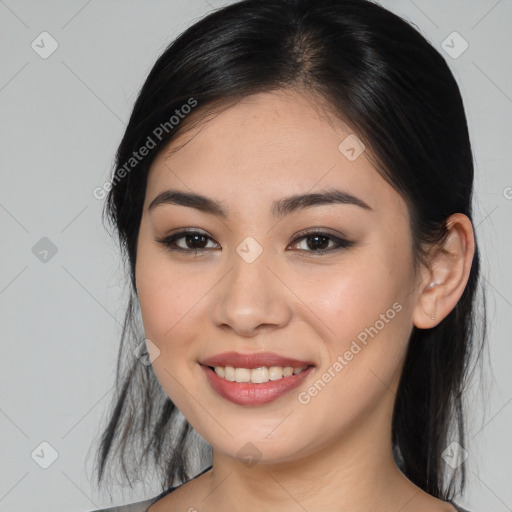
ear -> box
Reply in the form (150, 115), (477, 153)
(413, 213), (475, 329)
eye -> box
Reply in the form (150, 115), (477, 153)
(288, 229), (354, 255)
(156, 229), (219, 255)
(155, 228), (354, 256)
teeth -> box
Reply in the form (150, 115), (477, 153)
(212, 365), (308, 383)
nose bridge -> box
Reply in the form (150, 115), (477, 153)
(211, 236), (291, 335)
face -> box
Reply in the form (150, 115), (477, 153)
(135, 89), (421, 466)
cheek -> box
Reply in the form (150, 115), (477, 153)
(299, 255), (408, 335)
(135, 224), (191, 338)
(290, 270), (412, 429)
(299, 246), (414, 378)
(136, 261), (200, 345)
(135, 231), (178, 346)
(135, 240), (219, 375)
(135, 253), (207, 411)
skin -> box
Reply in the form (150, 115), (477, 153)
(135, 88), (475, 512)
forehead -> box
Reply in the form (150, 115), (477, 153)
(145, 89), (403, 218)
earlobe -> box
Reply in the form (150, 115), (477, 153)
(412, 213), (475, 329)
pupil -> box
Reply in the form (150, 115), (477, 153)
(307, 235), (329, 251)
(187, 234), (207, 249)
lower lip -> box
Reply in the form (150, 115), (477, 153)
(200, 364), (315, 406)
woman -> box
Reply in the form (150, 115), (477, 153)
(90, 0), (486, 510)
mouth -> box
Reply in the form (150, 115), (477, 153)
(203, 363), (313, 383)
(199, 351), (315, 371)
(199, 362), (316, 406)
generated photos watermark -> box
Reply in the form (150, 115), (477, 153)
(93, 97), (198, 200)
(297, 301), (403, 404)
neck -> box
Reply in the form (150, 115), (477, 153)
(200, 398), (424, 512)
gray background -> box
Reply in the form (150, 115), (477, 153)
(0, 1), (510, 511)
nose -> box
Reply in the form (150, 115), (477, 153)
(211, 246), (293, 337)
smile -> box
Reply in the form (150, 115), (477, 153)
(200, 363), (315, 406)
(210, 365), (308, 383)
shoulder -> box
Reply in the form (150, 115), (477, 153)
(450, 502), (472, 512)
(86, 495), (158, 512)
(88, 465), (213, 512)
(148, 465), (214, 511)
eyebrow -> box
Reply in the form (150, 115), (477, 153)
(148, 187), (373, 218)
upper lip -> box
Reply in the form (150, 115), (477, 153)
(200, 351), (315, 369)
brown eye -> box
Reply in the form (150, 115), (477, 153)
(156, 230), (219, 254)
(289, 230), (354, 255)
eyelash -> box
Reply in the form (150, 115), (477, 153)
(156, 229), (354, 257)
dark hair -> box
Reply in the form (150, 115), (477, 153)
(91, 0), (487, 502)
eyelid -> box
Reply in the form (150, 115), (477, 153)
(291, 227), (349, 243)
